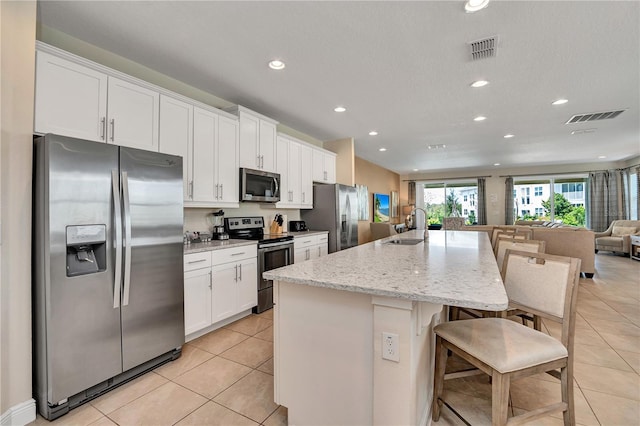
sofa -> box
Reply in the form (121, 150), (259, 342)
(594, 220), (640, 255)
(462, 224), (596, 277)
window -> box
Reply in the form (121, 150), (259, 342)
(422, 181), (478, 225)
(628, 171), (638, 220)
(512, 176), (587, 226)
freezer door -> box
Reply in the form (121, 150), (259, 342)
(119, 147), (184, 370)
(33, 135), (122, 404)
(337, 185), (359, 251)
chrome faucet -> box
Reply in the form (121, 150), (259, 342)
(411, 207), (429, 240)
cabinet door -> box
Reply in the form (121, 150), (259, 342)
(216, 115), (239, 203)
(236, 258), (258, 312)
(259, 120), (277, 172)
(300, 145), (313, 208)
(211, 263), (238, 323)
(107, 76), (159, 151)
(184, 268), (212, 335)
(159, 95), (193, 200)
(276, 136), (291, 205)
(312, 148), (326, 182)
(192, 107), (217, 202)
(239, 112), (260, 169)
(325, 153), (336, 184)
(288, 141), (302, 205)
(35, 51), (108, 142)
(294, 247), (309, 264)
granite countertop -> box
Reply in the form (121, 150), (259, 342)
(184, 239), (257, 254)
(263, 230), (508, 310)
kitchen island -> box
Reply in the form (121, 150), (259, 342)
(263, 230), (507, 426)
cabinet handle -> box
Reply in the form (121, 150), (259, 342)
(215, 184), (219, 199)
(234, 264), (238, 282)
(306, 248), (310, 260)
(239, 263), (242, 281)
(257, 155), (261, 168)
(261, 155), (264, 169)
(209, 270), (212, 289)
(231, 252), (245, 256)
(110, 119), (115, 141)
(318, 246), (321, 257)
(302, 192), (305, 203)
(100, 117), (106, 140)
(188, 259), (207, 264)
(189, 181), (194, 199)
(220, 184), (223, 199)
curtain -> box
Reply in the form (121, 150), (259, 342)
(504, 177), (514, 225)
(587, 170), (624, 232)
(477, 177), (487, 225)
(636, 166), (640, 217)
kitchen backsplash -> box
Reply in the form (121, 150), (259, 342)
(184, 205), (302, 233)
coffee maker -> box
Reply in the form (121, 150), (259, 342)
(209, 210), (229, 240)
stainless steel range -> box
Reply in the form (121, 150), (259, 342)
(225, 217), (294, 313)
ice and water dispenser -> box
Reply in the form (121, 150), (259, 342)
(66, 225), (107, 277)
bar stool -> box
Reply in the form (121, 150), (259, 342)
(432, 250), (581, 426)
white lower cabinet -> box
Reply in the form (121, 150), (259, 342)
(294, 233), (329, 263)
(184, 268), (212, 335)
(183, 245), (257, 337)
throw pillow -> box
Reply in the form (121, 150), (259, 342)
(612, 226), (637, 237)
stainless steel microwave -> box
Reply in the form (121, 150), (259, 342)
(240, 168), (280, 203)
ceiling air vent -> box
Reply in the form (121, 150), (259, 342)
(469, 36), (497, 61)
(566, 110), (626, 124)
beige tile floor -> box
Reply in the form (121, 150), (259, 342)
(31, 253), (638, 425)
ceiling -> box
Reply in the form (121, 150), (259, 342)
(37, 1), (640, 175)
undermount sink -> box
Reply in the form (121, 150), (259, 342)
(384, 238), (424, 245)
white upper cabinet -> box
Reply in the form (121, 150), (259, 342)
(215, 115), (239, 204)
(190, 107), (239, 207)
(231, 106), (278, 173)
(107, 76), (159, 151)
(35, 49), (159, 151)
(300, 144), (314, 208)
(276, 135), (312, 209)
(192, 107), (217, 203)
(312, 148), (337, 184)
(159, 95), (193, 200)
(35, 50), (108, 142)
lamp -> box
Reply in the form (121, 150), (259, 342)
(403, 205), (415, 228)
(402, 205), (413, 216)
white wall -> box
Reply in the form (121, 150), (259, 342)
(0, 0), (37, 422)
(402, 159), (637, 225)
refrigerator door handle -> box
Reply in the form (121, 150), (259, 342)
(122, 171), (133, 306)
(111, 170), (122, 309)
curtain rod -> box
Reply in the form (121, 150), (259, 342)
(402, 175), (491, 182)
(499, 165), (640, 178)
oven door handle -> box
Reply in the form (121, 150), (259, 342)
(259, 241), (294, 249)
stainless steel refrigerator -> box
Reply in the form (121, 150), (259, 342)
(33, 134), (184, 420)
(301, 184), (358, 253)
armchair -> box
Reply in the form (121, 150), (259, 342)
(594, 220), (640, 255)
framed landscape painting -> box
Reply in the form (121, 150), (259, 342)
(373, 193), (390, 223)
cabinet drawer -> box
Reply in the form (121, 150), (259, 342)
(184, 252), (212, 272)
(317, 233), (329, 244)
(294, 235), (317, 249)
(212, 244), (257, 265)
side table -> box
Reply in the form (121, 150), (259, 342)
(631, 235), (640, 261)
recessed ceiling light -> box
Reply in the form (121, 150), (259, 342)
(413, 169), (419, 172)
(504, 134), (515, 138)
(470, 80), (489, 88)
(369, 131), (378, 136)
(552, 99), (568, 105)
(379, 148), (387, 152)
(494, 163), (501, 166)
(598, 155), (607, 159)
(268, 60), (285, 70)
(427, 144), (446, 150)
(474, 115), (487, 121)
(334, 106), (346, 113)
(465, 0), (490, 13)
